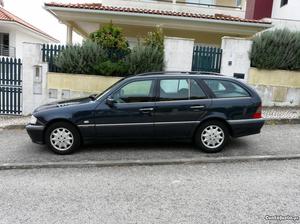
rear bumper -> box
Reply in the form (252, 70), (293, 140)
(228, 118), (265, 138)
(26, 124), (45, 144)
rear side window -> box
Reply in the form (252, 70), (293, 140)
(204, 79), (250, 98)
(159, 79), (206, 101)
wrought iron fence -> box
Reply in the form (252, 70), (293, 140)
(0, 57), (22, 115)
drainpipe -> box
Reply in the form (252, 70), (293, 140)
(66, 25), (73, 45)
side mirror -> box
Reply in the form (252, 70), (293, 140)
(106, 97), (116, 107)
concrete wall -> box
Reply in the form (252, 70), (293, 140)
(164, 37), (195, 71)
(248, 68), (300, 106)
(220, 36), (252, 81)
(47, 73), (122, 101)
(22, 43), (49, 115)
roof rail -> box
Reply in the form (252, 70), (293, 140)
(136, 71), (222, 76)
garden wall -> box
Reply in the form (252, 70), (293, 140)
(47, 73), (122, 100)
(248, 68), (300, 106)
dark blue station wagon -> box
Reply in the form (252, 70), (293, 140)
(26, 72), (265, 154)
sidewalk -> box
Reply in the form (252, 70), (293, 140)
(0, 107), (300, 129)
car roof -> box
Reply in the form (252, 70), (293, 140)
(125, 71), (236, 81)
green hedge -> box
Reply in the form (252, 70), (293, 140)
(54, 25), (165, 76)
(250, 29), (300, 71)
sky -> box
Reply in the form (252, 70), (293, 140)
(3, 0), (93, 43)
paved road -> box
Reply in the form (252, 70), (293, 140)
(0, 124), (300, 164)
(1, 160), (300, 224)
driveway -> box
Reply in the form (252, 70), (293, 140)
(0, 124), (299, 164)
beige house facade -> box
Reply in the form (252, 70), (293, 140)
(44, 0), (271, 47)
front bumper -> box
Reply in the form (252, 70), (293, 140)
(228, 118), (265, 138)
(26, 124), (46, 144)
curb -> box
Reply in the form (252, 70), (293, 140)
(265, 119), (300, 125)
(1, 154), (300, 171)
(1, 119), (300, 130)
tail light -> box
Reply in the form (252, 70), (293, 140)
(252, 104), (262, 119)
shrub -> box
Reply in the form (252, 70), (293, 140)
(54, 41), (106, 74)
(250, 29), (300, 70)
(126, 44), (164, 75)
(93, 60), (128, 77)
(89, 23), (130, 61)
(144, 26), (164, 52)
(125, 26), (165, 75)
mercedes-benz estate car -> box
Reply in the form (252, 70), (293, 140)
(26, 71), (265, 155)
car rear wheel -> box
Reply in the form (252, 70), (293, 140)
(45, 122), (80, 155)
(194, 120), (229, 153)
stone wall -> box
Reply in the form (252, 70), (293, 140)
(248, 68), (300, 106)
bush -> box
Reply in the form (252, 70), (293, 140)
(93, 60), (128, 77)
(54, 41), (106, 74)
(125, 26), (165, 75)
(250, 29), (300, 70)
(89, 23), (130, 61)
(144, 26), (164, 51)
(55, 24), (165, 76)
(126, 44), (164, 75)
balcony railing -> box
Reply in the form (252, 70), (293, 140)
(0, 44), (16, 58)
(139, 0), (242, 10)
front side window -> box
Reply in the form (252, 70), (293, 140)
(112, 80), (155, 103)
(159, 79), (206, 101)
(204, 79), (250, 98)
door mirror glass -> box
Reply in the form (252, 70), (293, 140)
(106, 97), (116, 107)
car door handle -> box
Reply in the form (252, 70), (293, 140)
(190, 105), (205, 109)
(139, 108), (154, 112)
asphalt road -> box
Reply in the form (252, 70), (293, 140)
(1, 160), (300, 224)
(0, 124), (300, 164)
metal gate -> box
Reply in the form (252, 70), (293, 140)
(192, 46), (222, 73)
(0, 58), (22, 115)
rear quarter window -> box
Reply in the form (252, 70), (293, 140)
(204, 79), (250, 98)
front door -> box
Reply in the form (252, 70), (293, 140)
(154, 78), (211, 139)
(94, 79), (156, 139)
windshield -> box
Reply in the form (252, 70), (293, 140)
(95, 78), (125, 100)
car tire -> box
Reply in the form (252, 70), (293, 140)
(194, 120), (229, 153)
(45, 122), (81, 155)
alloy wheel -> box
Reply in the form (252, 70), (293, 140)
(200, 125), (225, 149)
(50, 127), (74, 151)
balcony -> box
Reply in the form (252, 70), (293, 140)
(101, 0), (246, 18)
(0, 44), (16, 58)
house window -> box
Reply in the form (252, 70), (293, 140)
(185, 0), (214, 6)
(236, 0), (242, 7)
(0, 33), (9, 57)
(280, 0), (288, 7)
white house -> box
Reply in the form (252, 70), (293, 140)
(245, 0), (300, 30)
(44, 0), (271, 47)
(0, 6), (58, 59)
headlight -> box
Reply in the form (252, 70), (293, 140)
(30, 115), (37, 124)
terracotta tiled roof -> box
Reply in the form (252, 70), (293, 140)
(45, 2), (271, 25)
(0, 7), (58, 42)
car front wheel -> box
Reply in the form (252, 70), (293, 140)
(45, 122), (80, 155)
(194, 120), (229, 153)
